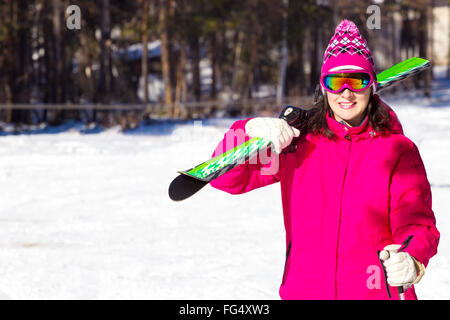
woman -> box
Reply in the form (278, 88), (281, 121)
(210, 20), (439, 300)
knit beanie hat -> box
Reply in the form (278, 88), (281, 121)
(321, 20), (376, 91)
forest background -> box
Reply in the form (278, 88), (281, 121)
(0, 0), (448, 130)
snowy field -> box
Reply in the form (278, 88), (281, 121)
(0, 71), (449, 300)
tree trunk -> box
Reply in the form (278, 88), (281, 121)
(52, 0), (62, 104)
(99, 0), (111, 104)
(310, 24), (319, 92)
(6, 0), (32, 123)
(190, 34), (202, 102)
(231, 30), (244, 100)
(391, 10), (401, 66)
(245, 26), (259, 100)
(140, 0), (149, 103)
(209, 33), (218, 99)
(448, 2), (450, 79)
(5, 0), (18, 122)
(277, 0), (288, 106)
(174, 42), (187, 118)
(159, 0), (173, 115)
(419, 2), (432, 97)
(297, 40), (305, 96)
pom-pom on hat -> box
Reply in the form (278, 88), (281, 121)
(321, 20), (376, 91)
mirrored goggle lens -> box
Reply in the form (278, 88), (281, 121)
(323, 73), (372, 92)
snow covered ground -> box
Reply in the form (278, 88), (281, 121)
(0, 71), (449, 300)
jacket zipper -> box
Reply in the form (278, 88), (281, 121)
(335, 136), (352, 299)
(282, 241), (292, 286)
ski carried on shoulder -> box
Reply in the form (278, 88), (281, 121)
(168, 105), (308, 201)
(169, 57), (431, 201)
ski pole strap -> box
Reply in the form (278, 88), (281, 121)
(378, 250), (391, 299)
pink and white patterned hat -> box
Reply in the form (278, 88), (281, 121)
(321, 20), (376, 91)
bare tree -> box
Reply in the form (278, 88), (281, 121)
(419, 0), (433, 97)
(140, 0), (149, 103)
(99, 0), (112, 104)
(276, 0), (288, 106)
(159, 0), (174, 115)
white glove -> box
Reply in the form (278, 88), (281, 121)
(245, 118), (300, 154)
(379, 244), (423, 287)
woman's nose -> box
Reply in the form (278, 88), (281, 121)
(340, 88), (355, 99)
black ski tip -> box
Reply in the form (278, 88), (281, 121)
(168, 174), (209, 201)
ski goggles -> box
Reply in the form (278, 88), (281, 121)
(320, 71), (374, 93)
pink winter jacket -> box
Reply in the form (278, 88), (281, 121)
(210, 96), (439, 300)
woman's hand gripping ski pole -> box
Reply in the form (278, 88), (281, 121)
(378, 236), (425, 300)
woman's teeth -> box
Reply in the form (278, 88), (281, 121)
(339, 102), (356, 109)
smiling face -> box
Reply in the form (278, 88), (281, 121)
(326, 87), (372, 127)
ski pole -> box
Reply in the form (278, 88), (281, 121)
(378, 235), (414, 300)
(396, 235), (414, 300)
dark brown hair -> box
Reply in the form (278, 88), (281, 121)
(305, 90), (393, 139)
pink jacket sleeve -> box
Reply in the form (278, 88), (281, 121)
(209, 119), (280, 194)
(389, 142), (440, 267)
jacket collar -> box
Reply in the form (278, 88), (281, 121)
(321, 96), (404, 140)
(325, 111), (376, 140)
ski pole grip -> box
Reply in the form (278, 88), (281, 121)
(278, 105), (311, 154)
(278, 105), (310, 132)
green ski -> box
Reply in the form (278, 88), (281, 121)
(169, 57), (431, 201)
